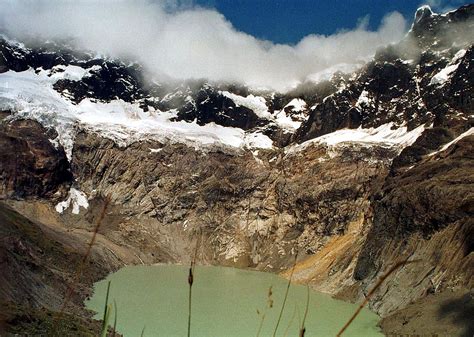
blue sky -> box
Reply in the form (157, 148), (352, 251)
(192, 0), (471, 44)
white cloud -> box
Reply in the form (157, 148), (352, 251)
(421, 0), (462, 13)
(0, 0), (408, 91)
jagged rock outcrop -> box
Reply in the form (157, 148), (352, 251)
(0, 119), (72, 198)
(354, 135), (474, 312)
(0, 4), (473, 336)
(295, 5), (474, 143)
(68, 129), (398, 269)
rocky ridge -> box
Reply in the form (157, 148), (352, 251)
(0, 4), (473, 336)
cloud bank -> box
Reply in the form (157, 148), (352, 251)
(423, 0), (464, 13)
(0, 0), (408, 91)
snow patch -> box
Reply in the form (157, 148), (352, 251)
(220, 90), (307, 131)
(55, 187), (89, 214)
(356, 90), (372, 108)
(289, 122), (427, 153)
(244, 132), (273, 149)
(0, 69), (79, 158)
(307, 63), (360, 84)
(429, 127), (474, 156)
(430, 49), (465, 86)
(285, 98), (307, 112)
(39, 64), (99, 82)
(274, 110), (301, 130)
(274, 98), (308, 130)
(430, 64), (459, 85)
(219, 91), (272, 119)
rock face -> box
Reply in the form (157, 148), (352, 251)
(354, 135), (474, 312)
(0, 119), (72, 198)
(0, 4), (473, 336)
(70, 131), (395, 268)
(296, 5), (474, 143)
(0, 198), (146, 335)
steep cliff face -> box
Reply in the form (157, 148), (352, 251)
(296, 5), (474, 143)
(0, 119), (72, 198)
(69, 131), (395, 269)
(0, 4), (473, 336)
(355, 135), (474, 310)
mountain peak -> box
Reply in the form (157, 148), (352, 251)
(415, 5), (434, 22)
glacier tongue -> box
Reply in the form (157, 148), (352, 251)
(0, 69), (274, 160)
(0, 69), (78, 159)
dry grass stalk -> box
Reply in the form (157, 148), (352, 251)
(336, 258), (420, 337)
(51, 195), (111, 335)
(256, 286), (274, 337)
(187, 230), (202, 337)
(99, 281), (112, 337)
(187, 266), (193, 337)
(281, 304), (298, 337)
(298, 285), (310, 337)
(272, 251), (298, 337)
(112, 300), (117, 337)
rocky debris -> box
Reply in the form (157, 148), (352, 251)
(0, 119), (72, 199)
(0, 201), (133, 335)
(0, 201), (87, 310)
(0, 4), (473, 336)
(353, 135), (474, 315)
(379, 289), (474, 337)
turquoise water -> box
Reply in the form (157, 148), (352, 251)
(85, 265), (383, 337)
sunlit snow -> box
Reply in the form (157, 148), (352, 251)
(289, 122), (427, 153)
(0, 69), (274, 160)
(285, 98), (306, 112)
(39, 64), (99, 82)
(219, 91), (272, 119)
(221, 91), (308, 131)
(55, 187), (89, 214)
(430, 49), (466, 86)
(429, 127), (474, 156)
(356, 90), (373, 108)
(274, 98), (307, 130)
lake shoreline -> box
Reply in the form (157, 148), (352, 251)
(86, 264), (384, 337)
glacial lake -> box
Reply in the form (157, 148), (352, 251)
(85, 265), (383, 337)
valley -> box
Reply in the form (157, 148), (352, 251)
(0, 3), (473, 336)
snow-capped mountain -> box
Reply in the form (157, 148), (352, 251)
(1, 5), (473, 158)
(0, 4), (473, 337)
